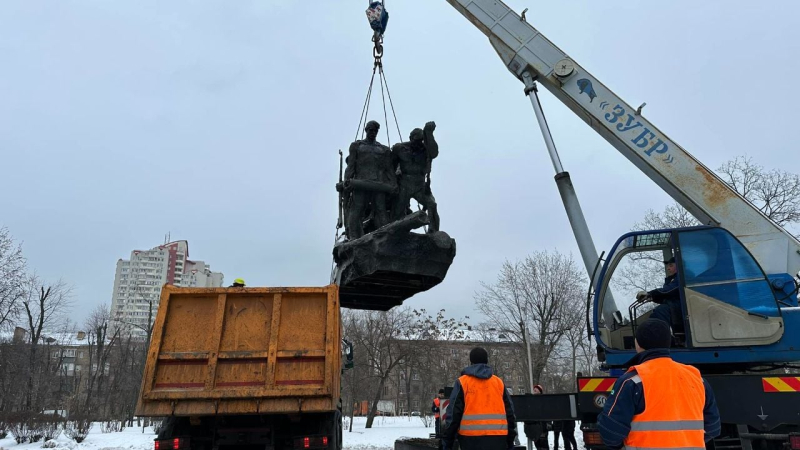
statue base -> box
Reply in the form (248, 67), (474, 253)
(333, 211), (456, 310)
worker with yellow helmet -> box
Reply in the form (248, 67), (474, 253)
(230, 278), (246, 288)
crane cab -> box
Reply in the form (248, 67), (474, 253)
(594, 226), (800, 371)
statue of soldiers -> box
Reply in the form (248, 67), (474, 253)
(342, 120), (397, 239)
(392, 121), (439, 232)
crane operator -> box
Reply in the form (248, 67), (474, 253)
(636, 257), (680, 331)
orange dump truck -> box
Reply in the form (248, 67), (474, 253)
(135, 285), (342, 450)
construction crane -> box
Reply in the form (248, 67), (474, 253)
(442, 0), (800, 365)
(440, 0), (800, 447)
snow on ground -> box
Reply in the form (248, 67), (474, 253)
(0, 419), (584, 450)
(0, 425), (157, 450)
(344, 416), (431, 449)
(343, 416), (585, 449)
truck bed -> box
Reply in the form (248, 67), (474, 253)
(135, 285), (340, 417)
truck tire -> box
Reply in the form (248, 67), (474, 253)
(334, 410), (343, 450)
(157, 417), (178, 440)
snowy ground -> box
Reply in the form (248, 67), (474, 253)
(0, 425), (158, 450)
(342, 417), (585, 449)
(0, 418), (584, 450)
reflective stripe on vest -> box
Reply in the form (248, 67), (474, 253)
(624, 358), (705, 449)
(457, 374), (508, 436)
(434, 397), (441, 418)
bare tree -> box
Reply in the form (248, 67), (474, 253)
(104, 333), (146, 424)
(21, 275), (74, 409)
(633, 156), (800, 235)
(475, 250), (586, 386)
(718, 156), (800, 228)
(397, 309), (468, 418)
(21, 276), (74, 345)
(560, 295), (600, 388)
(0, 334), (27, 410)
(633, 203), (700, 231)
(561, 302), (582, 389)
(346, 308), (419, 428)
(0, 227), (26, 331)
(81, 304), (120, 416)
(341, 310), (377, 431)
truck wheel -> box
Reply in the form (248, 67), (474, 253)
(157, 417), (178, 440)
(334, 410), (343, 450)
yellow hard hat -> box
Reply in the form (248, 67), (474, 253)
(233, 278), (245, 286)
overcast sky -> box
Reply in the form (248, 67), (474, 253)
(1, 1), (798, 327)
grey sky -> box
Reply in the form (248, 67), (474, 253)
(1, 1), (798, 326)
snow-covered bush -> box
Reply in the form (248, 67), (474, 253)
(101, 420), (127, 433)
(64, 417), (92, 443)
(37, 414), (62, 441)
(7, 412), (34, 443)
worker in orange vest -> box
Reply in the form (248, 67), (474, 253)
(598, 319), (721, 449)
(432, 389), (445, 437)
(442, 347), (517, 450)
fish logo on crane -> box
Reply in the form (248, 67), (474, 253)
(577, 79), (597, 103)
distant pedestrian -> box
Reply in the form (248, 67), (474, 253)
(598, 319), (721, 449)
(443, 347), (517, 450)
(432, 389), (445, 437)
(524, 384), (550, 450)
(552, 420), (563, 449)
(558, 420), (577, 450)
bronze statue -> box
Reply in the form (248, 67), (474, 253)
(333, 120), (456, 310)
(391, 121), (439, 232)
(342, 120), (397, 239)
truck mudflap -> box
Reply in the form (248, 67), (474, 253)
(706, 374), (800, 432)
(510, 377), (615, 422)
(510, 393), (576, 421)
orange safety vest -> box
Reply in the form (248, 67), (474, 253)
(457, 374), (508, 437)
(434, 397), (441, 418)
(623, 357), (706, 450)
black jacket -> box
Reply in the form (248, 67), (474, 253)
(443, 364), (517, 450)
(648, 274), (679, 304)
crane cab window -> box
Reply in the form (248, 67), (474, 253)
(678, 228), (778, 317)
(597, 232), (674, 350)
(677, 228), (783, 347)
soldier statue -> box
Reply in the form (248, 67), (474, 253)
(342, 120), (397, 239)
(392, 121), (439, 232)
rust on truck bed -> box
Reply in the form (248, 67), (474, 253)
(135, 285), (341, 417)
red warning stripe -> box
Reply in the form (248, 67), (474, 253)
(762, 377), (800, 392)
(154, 382), (205, 389)
(598, 378), (616, 391)
(578, 378), (616, 392)
(275, 380), (324, 385)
